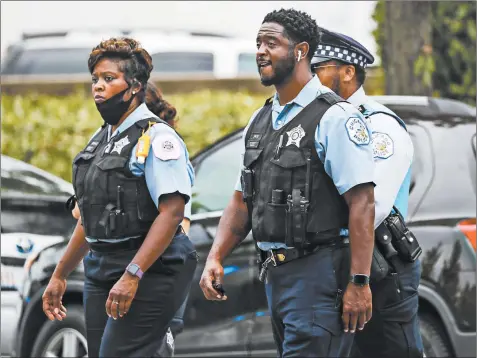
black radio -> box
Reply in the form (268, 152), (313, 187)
(385, 212), (422, 263)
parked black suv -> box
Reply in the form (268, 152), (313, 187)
(16, 96), (476, 358)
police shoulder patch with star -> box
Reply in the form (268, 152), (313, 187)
(345, 116), (370, 146)
(152, 133), (181, 161)
(371, 132), (394, 159)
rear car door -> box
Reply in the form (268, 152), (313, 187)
(175, 133), (260, 356)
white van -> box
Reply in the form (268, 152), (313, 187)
(1, 28), (259, 79)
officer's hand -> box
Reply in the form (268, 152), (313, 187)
(341, 282), (372, 333)
(42, 277), (68, 321)
(199, 259), (227, 301)
(106, 273), (139, 319)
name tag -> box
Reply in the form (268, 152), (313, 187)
(246, 133), (262, 149)
(85, 141), (100, 153)
(247, 141), (260, 148)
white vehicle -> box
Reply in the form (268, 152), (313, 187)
(1, 287), (22, 357)
(1, 155), (74, 288)
(1, 27), (259, 79)
(1, 155), (76, 357)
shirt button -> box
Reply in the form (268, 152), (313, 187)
(277, 120), (282, 125)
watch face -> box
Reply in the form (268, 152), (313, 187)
(351, 274), (369, 285)
(128, 265), (139, 275)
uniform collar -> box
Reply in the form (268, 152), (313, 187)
(272, 75), (324, 111)
(347, 86), (367, 107)
(108, 102), (157, 140)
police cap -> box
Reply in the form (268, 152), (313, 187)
(311, 28), (374, 69)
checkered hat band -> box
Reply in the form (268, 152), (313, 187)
(316, 44), (367, 68)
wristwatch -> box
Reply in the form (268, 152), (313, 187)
(125, 263), (143, 280)
(349, 274), (370, 286)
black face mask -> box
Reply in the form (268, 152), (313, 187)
(95, 87), (135, 125)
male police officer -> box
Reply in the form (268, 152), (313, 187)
(199, 8), (376, 357)
(312, 28), (424, 358)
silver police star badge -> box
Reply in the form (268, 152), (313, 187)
(111, 136), (130, 155)
(286, 125), (306, 148)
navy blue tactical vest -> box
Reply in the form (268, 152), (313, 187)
(72, 118), (171, 240)
(243, 92), (350, 246)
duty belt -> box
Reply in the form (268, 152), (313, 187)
(89, 225), (185, 253)
(258, 237), (349, 282)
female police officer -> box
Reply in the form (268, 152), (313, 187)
(42, 37), (197, 357)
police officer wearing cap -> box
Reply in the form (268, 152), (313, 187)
(200, 8), (377, 357)
(42, 37), (197, 357)
(312, 28), (424, 358)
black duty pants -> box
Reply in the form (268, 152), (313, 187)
(82, 233), (197, 357)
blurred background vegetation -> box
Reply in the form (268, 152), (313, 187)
(1, 90), (266, 182)
(373, 0), (476, 105)
(1, 1), (475, 182)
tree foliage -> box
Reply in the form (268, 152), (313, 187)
(372, 1), (476, 105)
(1, 90), (265, 182)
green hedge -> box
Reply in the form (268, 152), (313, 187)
(1, 90), (267, 182)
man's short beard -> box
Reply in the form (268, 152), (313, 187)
(330, 76), (342, 97)
(260, 46), (296, 87)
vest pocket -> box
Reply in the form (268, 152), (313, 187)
(95, 156), (128, 171)
(269, 147), (307, 189)
(244, 148), (263, 168)
(73, 152), (95, 199)
(269, 145), (307, 168)
(263, 203), (288, 241)
(94, 156), (133, 203)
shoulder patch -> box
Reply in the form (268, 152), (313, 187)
(152, 133), (181, 161)
(372, 132), (394, 159)
(345, 116), (370, 145)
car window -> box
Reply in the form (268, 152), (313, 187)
(238, 53), (257, 75)
(1, 168), (71, 196)
(191, 137), (242, 214)
(151, 52), (214, 73)
(1, 200), (76, 236)
(1, 48), (91, 75)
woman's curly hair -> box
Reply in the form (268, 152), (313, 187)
(145, 82), (178, 127)
(262, 8), (320, 60)
(88, 37), (154, 98)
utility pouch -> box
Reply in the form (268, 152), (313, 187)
(241, 168), (254, 204)
(290, 189), (309, 249)
(98, 203), (117, 238)
(385, 213), (422, 263)
(285, 194), (294, 247)
(370, 246), (390, 283)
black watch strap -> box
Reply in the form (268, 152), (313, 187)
(349, 274), (370, 286)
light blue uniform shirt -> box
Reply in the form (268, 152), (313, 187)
(348, 86), (414, 226)
(86, 103), (194, 243)
(235, 76), (375, 250)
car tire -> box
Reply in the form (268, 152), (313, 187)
(419, 312), (452, 357)
(31, 304), (88, 358)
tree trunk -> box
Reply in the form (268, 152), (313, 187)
(383, 1), (433, 96)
